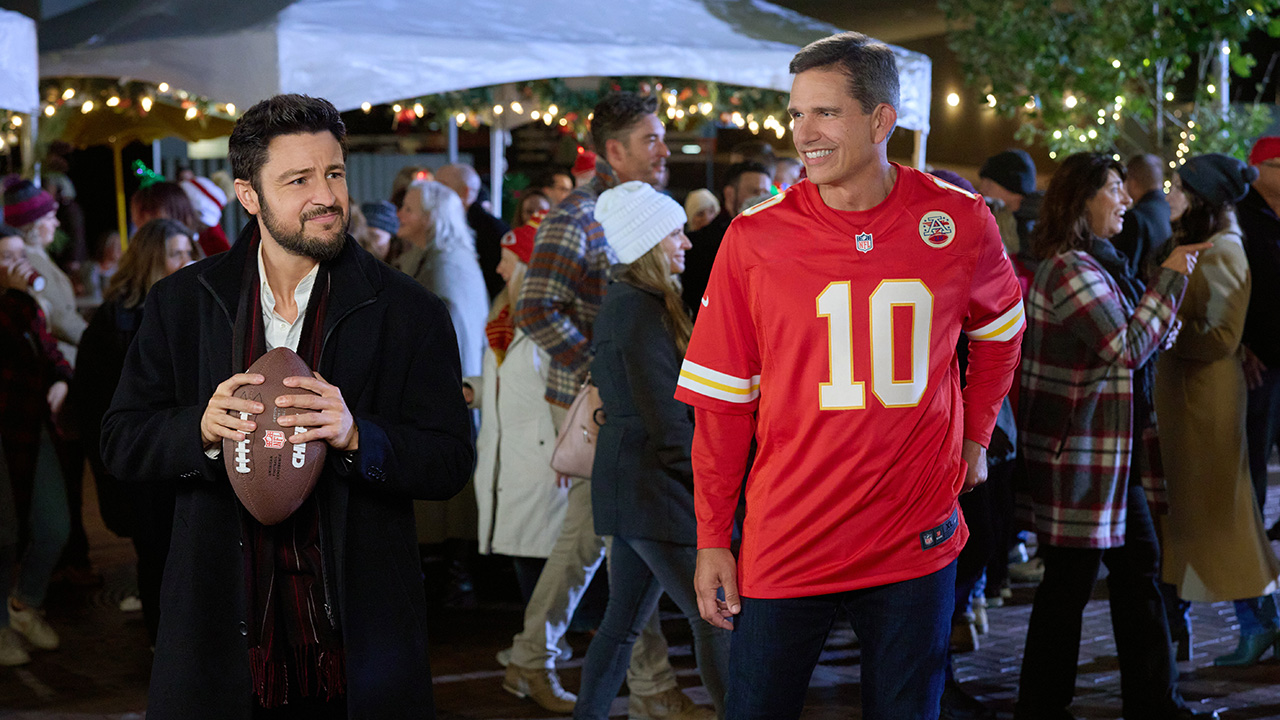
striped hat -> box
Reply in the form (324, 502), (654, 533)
(500, 208), (548, 264)
(3, 176), (57, 228)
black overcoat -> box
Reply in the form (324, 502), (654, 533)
(589, 279), (697, 546)
(101, 225), (475, 719)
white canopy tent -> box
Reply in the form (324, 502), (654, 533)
(1, 8), (40, 172)
(40, 0), (933, 210)
(0, 9), (38, 114)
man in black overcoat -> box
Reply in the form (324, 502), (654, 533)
(102, 94), (475, 719)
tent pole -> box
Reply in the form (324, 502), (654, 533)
(447, 122), (459, 164)
(19, 112), (35, 177)
(152, 140), (162, 173)
(114, 143), (129, 249)
(912, 129), (928, 170)
(490, 126), (507, 221)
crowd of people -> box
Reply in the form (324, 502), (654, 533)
(0, 29), (1278, 720)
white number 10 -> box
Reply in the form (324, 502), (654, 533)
(816, 279), (934, 410)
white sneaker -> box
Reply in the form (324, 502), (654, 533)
(0, 627), (31, 666)
(8, 598), (59, 650)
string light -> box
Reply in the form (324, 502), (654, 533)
(225, 103), (235, 115)
(1165, 91), (1175, 101)
(1111, 59), (1121, 68)
(81, 100), (94, 114)
(392, 103), (402, 113)
(62, 88), (75, 100)
(414, 103), (425, 118)
(10, 116), (20, 127)
(492, 104), (503, 115)
(141, 97), (153, 112)
(1207, 84), (1216, 94)
(547, 104), (558, 116)
(185, 106), (198, 120)
(158, 82), (169, 92)
(986, 94), (997, 108)
(106, 96), (120, 107)
(455, 112), (466, 125)
(510, 101), (523, 114)
(531, 110), (541, 120)
(43, 105), (55, 117)
(361, 102), (372, 113)
(1064, 95), (1077, 109)
(946, 93), (960, 107)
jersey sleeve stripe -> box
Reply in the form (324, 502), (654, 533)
(966, 301), (1026, 342)
(677, 372), (761, 403)
(677, 360), (761, 404)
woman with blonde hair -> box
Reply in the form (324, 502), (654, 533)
(73, 218), (196, 644)
(573, 181), (728, 719)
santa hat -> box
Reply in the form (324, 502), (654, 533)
(500, 208), (548, 264)
(572, 151), (597, 178)
(1249, 137), (1280, 165)
(180, 176), (227, 228)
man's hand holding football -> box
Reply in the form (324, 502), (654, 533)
(276, 371), (358, 452)
(200, 373), (265, 448)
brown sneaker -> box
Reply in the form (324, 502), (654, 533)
(628, 687), (715, 720)
(502, 664), (576, 713)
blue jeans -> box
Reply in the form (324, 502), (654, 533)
(1247, 367), (1280, 513)
(574, 536), (731, 719)
(725, 560), (956, 720)
(13, 428), (70, 609)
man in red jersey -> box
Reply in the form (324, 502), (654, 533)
(675, 33), (1024, 719)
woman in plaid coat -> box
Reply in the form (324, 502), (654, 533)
(1014, 154), (1215, 720)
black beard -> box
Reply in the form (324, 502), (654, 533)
(259, 196), (346, 263)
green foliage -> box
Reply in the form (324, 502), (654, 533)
(940, 0), (1279, 163)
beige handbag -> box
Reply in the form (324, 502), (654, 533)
(550, 377), (604, 478)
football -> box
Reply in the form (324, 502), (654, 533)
(222, 347), (327, 525)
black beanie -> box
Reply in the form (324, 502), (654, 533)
(1177, 153), (1259, 206)
(979, 150), (1037, 196)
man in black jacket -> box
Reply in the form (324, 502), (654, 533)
(682, 161), (772, 314)
(1240, 137), (1280, 537)
(1113, 154), (1173, 277)
(102, 94), (474, 720)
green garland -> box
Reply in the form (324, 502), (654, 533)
(379, 77), (793, 140)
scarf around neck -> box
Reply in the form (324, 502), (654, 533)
(233, 228), (345, 708)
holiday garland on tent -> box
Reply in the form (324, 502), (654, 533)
(372, 77), (794, 139)
(36, 75), (796, 148)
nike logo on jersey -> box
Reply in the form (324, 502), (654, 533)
(701, 296), (709, 307)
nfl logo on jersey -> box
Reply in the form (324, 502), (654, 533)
(855, 232), (873, 253)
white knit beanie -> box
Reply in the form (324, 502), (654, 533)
(595, 181), (687, 264)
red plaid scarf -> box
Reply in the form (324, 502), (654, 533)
(232, 229), (345, 708)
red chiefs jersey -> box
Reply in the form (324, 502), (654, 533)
(675, 166), (1024, 599)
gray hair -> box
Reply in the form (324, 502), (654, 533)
(407, 179), (476, 254)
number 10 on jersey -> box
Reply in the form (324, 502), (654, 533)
(816, 279), (934, 410)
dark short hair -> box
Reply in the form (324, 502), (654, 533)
(724, 161), (774, 196)
(229, 94), (347, 191)
(789, 32), (899, 114)
(1031, 153), (1125, 260)
(130, 181), (198, 230)
(532, 169), (573, 191)
(589, 92), (660, 151)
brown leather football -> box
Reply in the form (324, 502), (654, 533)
(222, 347), (327, 525)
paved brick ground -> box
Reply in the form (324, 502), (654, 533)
(3, 472), (1280, 719)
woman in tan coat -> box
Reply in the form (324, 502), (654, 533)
(1157, 153), (1280, 667)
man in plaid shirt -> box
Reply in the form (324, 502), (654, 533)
(501, 93), (709, 719)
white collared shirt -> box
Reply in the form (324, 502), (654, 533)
(204, 247), (318, 460)
(257, 242), (318, 352)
